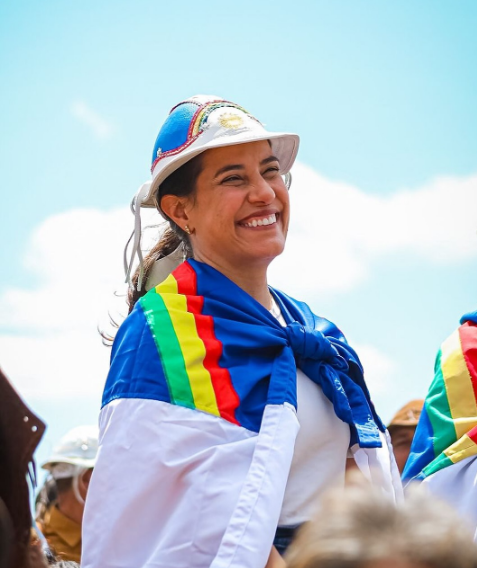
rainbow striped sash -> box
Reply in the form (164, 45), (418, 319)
(403, 311), (477, 481)
(104, 260), (385, 447)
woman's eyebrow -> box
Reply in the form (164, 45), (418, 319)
(260, 155), (280, 166)
(214, 164), (244, 179)
(213, 156), (280, 179)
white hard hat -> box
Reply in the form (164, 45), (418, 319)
(41, 425), (98, 474)
(141, 94), (300, 209)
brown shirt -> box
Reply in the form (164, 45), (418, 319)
(38, 505), (82, 563)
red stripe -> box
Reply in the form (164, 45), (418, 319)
(468, 425), (477, 445)
(459, 321), (477, 406)
(173, 262), (240, 425)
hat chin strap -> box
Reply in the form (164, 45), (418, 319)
(284, 172), (292, 190)
(124, 182), (151, 291)
(124, 173), (291, 292)
(72, 467), (87, 506)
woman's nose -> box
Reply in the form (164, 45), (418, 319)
(247, 176), (276, 203)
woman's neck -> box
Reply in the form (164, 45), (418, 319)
(193, 254), (272, 309)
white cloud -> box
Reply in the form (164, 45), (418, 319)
(1, 165), (476, 401)
(70, 100), (115, 139)
(0, 205), (165, 401)
(2, 206), (164, 333)
(269, 164), (477, 296)
(1, 331), (109, 401)
(353, 342), (396, 396)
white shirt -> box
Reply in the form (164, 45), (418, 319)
(270, 298), (350, 525)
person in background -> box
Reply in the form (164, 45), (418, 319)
(36, 426), (98, 563)
(285, 480), (477, 568)
(387, 399), (424, 474)
(404, 311), (477, 538)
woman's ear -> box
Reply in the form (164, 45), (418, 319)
(160, 195), (190, 227)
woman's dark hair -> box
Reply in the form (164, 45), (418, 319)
(127, 153), (204, 310)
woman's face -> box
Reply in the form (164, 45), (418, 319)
(184, 140), (290, 273)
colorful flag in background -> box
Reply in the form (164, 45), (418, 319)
(403, 311), (477, 539)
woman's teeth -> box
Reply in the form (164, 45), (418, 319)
(243, 214), (277, 228)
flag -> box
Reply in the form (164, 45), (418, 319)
(403, 311), (477, 538)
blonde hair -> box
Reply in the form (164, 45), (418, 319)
(285, 483), (477, 568)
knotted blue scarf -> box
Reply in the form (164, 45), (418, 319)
(104, 259), (385, 448)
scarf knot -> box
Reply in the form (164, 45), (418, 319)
(285, 322), (348, 372)
(282, 320), (382, 448)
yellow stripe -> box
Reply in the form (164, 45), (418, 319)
(156, 276), (220, 416)
(192, 108), (207, 137)
(444, 434), (477, 464)
(441, 328), (477, 439)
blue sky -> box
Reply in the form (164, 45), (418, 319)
(1, 0), (476, 473)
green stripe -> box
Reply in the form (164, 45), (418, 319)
(140, 291), (194, 408)
(426, 349), (458, 458)
(423, 452), (453, 477)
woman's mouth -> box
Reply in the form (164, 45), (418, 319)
(240, 213), (278, 228)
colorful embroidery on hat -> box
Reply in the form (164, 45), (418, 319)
(189, 102), (251, 137)
(150, 100), (260, 174)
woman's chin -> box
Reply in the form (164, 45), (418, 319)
(241, 242), (286, 264)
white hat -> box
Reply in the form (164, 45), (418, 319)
(124, 96), (299, 290)
(141, 95), (300, 208)
(41, 425), (98, 473)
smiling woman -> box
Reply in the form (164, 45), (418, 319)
(161, 141), (290, 296)
(82, 96), (402, 568)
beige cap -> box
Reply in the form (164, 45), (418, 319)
(388, 399), (424, 429)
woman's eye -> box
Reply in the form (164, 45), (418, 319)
(222, 175), (242, 183)
(263, 166), (280, 175)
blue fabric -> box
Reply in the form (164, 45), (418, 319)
(402, 404), (434, 482)
(193, 260), (384, 447)
(103, 305), (171, 406)
(461, 311), (477, 325)
(151, 102), (198, 163)
(103, 259), (384, 446)
(273, 525), (302, 556)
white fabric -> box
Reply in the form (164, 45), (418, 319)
(279, 368), (350, 524)
(146, 244), (184, 291)
(420, 455), (477, 539)
(351, 430), (403, 501)
(270, 296), (401, 522)
(82, 398), (299, 568)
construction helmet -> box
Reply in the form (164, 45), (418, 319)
(41, 425), (98, 476)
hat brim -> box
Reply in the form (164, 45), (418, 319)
(42, 456), (96, 470)
(142, 130), (299, 209)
